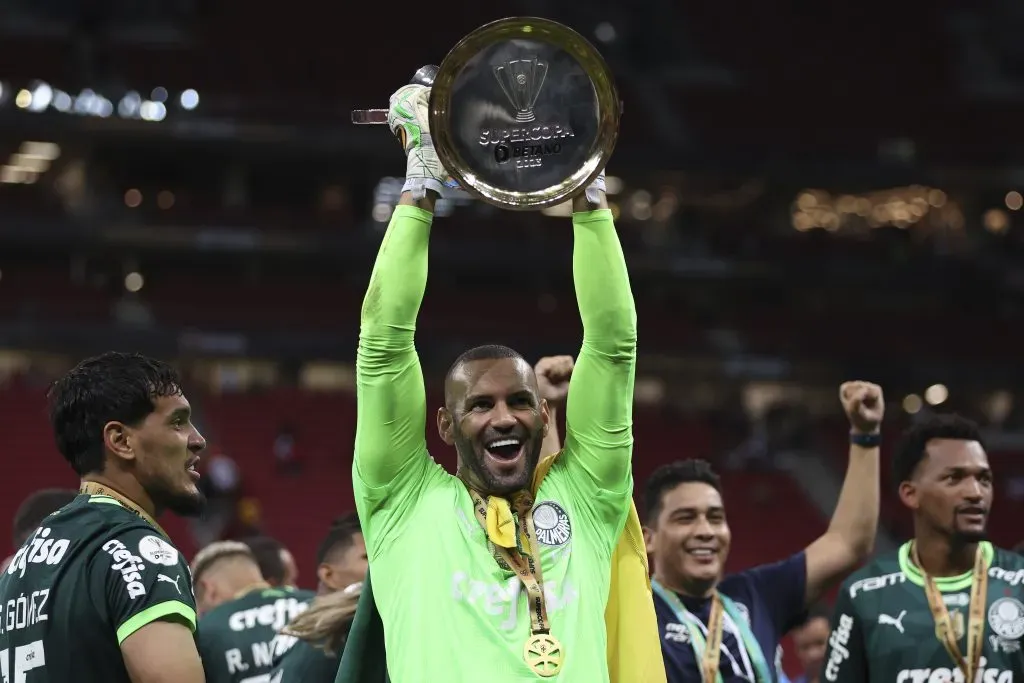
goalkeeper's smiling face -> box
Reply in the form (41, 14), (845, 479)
(439, 357), (550, 496)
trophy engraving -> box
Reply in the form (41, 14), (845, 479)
(480, 56), (574, 172)
(351, 17), (620, 210)
(493, 57), (548, 123)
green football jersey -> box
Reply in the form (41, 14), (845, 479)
(0, 493), (197, 683)
(269, 636), (339, 683)
(197, 585), (314, 683)
(823, 541), (1024, 683)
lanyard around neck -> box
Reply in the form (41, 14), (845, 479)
(652, 578), (772, 683)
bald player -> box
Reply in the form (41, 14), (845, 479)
(193, 541), (315, 683)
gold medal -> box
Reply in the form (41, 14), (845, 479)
(524, 633), (564, 677)
(466, 487), (567, 676)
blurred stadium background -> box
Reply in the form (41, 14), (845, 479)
(2, 0), (1024, 674)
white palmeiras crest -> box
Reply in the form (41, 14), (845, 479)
(532, 501), (572, 547)
(989, 597), (1024, 640)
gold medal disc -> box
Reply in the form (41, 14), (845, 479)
(523, 633), (564, 677)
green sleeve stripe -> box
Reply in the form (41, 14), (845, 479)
(116, 601), (197, 644)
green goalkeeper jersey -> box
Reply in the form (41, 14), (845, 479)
(352, 205), (637, 682)
(823, 541), (1024, 683)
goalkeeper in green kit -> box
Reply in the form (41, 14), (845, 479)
(821, 414), (1024, 683)
(349, 80), (635, 683)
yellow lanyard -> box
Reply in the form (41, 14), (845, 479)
(701, 594), (726, 683)
(466, 488), (564, 677)
(914, 542), (988, 683)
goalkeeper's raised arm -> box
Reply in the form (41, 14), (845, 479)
(562, 173), (638, 494)
(353, 83), (453, 502)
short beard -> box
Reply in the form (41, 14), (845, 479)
(145, 477), (206, 517)
(950, 527), (988, 545)
(166, 490), (207, 517)
(455, 437), (543, 496)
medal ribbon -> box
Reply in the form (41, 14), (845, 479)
(467, 488), (553, 639)
(913, 541), (988, 683)
(79, 481), (168, 538)
(652, 578), (773, 683)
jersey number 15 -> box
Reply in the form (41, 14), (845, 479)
(0, 640), (46, 683)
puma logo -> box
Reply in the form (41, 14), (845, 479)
(157, 573), (182, 594)
(878, 610), (906, 633)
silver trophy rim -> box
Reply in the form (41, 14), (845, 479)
(429, 17), (621, 211)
